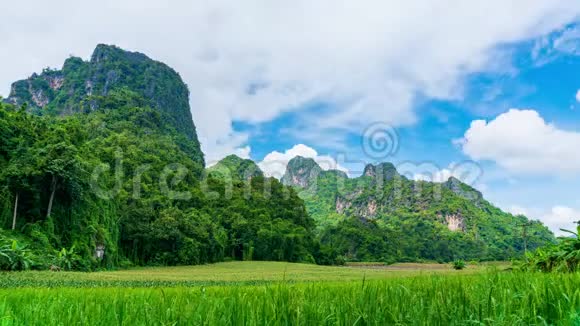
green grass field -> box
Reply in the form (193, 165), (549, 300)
(0, 262), (579, 325)
(0, 261), (494, 288)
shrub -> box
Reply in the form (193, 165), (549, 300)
(0, 240), (36, 271)
(54, 246), (82, 271)
(519, 226), (580, 273)
(452, 259), (466, 270)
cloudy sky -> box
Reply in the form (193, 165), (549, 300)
(2, 1), (580, 234)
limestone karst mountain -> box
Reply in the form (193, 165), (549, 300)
(280, 156), (554, 261)
(6, 44), (203, 164)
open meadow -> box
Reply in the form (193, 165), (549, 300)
(1, 262), (579, 325)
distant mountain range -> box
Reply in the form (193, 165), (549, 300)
(211, 154), (554, 262)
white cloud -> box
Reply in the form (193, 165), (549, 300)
(576, 89), (580, 102)
(233, 146), (251, 160)
(0, 1), (579, 159)
(541, 206), (579, 236)
(258, 144), (348, 179)
(411, 161), (484, 189)
(458, 109), (580, 174)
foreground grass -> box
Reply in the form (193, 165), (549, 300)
(0, 272), (578, 325)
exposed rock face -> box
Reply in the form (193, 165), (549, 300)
(356, 199), (378, 218)
(335, 197), (381, 219)
(30, 88), (49, 107)
(282, 157), (483, 231)
(47, 75), (64, 90)
(335, 196), (352, 214)
(443, 213), (466, 232)
(281, 156), (322, 188)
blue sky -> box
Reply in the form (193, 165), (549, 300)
(0, 1), (579, 233)
(245, 23), (580, 234)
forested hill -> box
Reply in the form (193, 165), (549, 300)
(0, 46), (324, 271)
(207, 155), (263, 181)
(282, 156), (555, 262)
(5, 44), (203, 165)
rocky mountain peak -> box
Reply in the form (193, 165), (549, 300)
(90, 44), (152, 68)
(363, 162), (399, 183)
(281, 156), (322, 188)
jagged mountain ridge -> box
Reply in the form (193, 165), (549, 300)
(281, 157), (484, 225)
(279, 156), (553, 260)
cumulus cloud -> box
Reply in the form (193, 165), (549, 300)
(0, 1), (579, 160)
(258, 144), (348, 179)
(458, 109), (580, 174)
(541, 206), (579, 235)
(576, 89), (580, 102)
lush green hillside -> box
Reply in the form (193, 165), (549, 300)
(282, 156), (555, 262)
(207, 154), (263, 181)
(0, 46), (326, 271)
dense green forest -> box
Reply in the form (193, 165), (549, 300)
(0, 44), (556, 271)
(207, 155), (264, 181)
(0, 45), (328, 271)
(0, 99), (326, 270)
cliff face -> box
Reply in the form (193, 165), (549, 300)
(284, 156), (553, 258)
(6, 44), (203, 165)
(281, 156), (323, 188)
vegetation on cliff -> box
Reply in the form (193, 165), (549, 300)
(282, 157), (555, 263)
